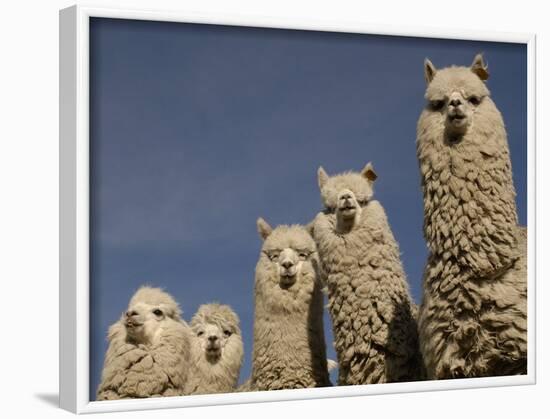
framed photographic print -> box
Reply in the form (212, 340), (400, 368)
(59, 4), (536, 414)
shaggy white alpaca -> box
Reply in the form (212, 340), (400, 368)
(247, 218), (331, 390)
(184, 303), (244, 395)
(312, 164), (423, 385)
(96, 286), (191, 400)
(417, 54), (527, 378)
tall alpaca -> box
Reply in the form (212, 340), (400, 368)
(97, 286), (192, 400)
(417, 54), (527, 379)
(312, 164), (423, 385)
(248, 218), (331, 390)
(184, 303), (244, 395)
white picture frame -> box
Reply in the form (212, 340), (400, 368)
(59, 4), (537, 414)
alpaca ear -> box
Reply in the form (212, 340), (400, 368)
(318, 167), (329, 189)
(361, 162), (378, 183)
(424, 58), (437, 84)
(257, 217), (273, 240)
(304, 221), (314, 237)
(471, 53), (489, 81)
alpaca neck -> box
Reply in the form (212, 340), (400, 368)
(252, 286), (327, 384)
(253, 297), (314, 350)
(188, 350), (238, 394)
(335, 210), (361, 234)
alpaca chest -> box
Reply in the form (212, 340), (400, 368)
(421, 256), (527, 378)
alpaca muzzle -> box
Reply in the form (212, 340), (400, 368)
(279, 269), (297, 288)
(205, 340), (222, 360)
(447, 109), (466, 125)
(124, 311), (143, 328)
(206, 342), (221, 352)
(338, 202), (358, 219)
(125, 318), (143, 329)
(337, 190), (359, 218)
(280, 258), (297, 282)
(446, 92), (470, 131)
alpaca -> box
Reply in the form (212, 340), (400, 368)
(96, 286), (192, 400)
(184, 303), (244, 395)
(311, 163), (423, 385)
(416, 54), (527, 379)
(248, 218), (332, 390)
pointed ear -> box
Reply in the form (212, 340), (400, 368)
(256, 217), (273, 241)
(318, 167), (329, 189)
(424, 58), (437, 84)
(304, 221), (314, 237)
(471, 53), (489, 81)
(360, 162), (378, 183)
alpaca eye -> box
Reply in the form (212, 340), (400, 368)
(298, 252), (309, 261)
(430, 100), (444, 110)
(468, 96), (481, 105)
(197, 331), (204, 337)
(153, 309), (163, 316)
(266, 251), (279, 261)
(224, 330), (232, 337)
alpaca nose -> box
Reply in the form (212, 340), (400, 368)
(126, 310), (137, 318)
(340, 193), (352, 200)
(208, 335), (218, 342)
(450, 98), (462, 107)
(281, 260), (294, 269)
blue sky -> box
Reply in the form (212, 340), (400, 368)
(89, 18), (527, 399)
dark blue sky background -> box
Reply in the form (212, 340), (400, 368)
(89, 18), (527, 399)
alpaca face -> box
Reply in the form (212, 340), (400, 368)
(423, 55), (490, 143)
(263, 246), (311, 288)
(193, 323), (233, 362)
(426, 76), (484, 139)
(124, 301), (168, 345)
(317, 164), (377, 232)
(257, 219), (318, 291)
(190, 304), (242, 367)
(123, 286), (182, 346)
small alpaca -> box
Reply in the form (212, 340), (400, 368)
(248, 218), (332, 390)
(184, 303), (244, 395)
(417, 54), (527, 378)
(96, 286), (191, 400)
(312, 164), (423, 385)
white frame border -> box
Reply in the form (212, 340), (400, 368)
(59, 4), (537, 414)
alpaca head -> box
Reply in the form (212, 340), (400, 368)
(422, 54), (491, 142)
(123, 286), (182, 346)
(256, 218), (319, 311)
(190, 303), (243, 365)
(317, 163), (378, 232)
